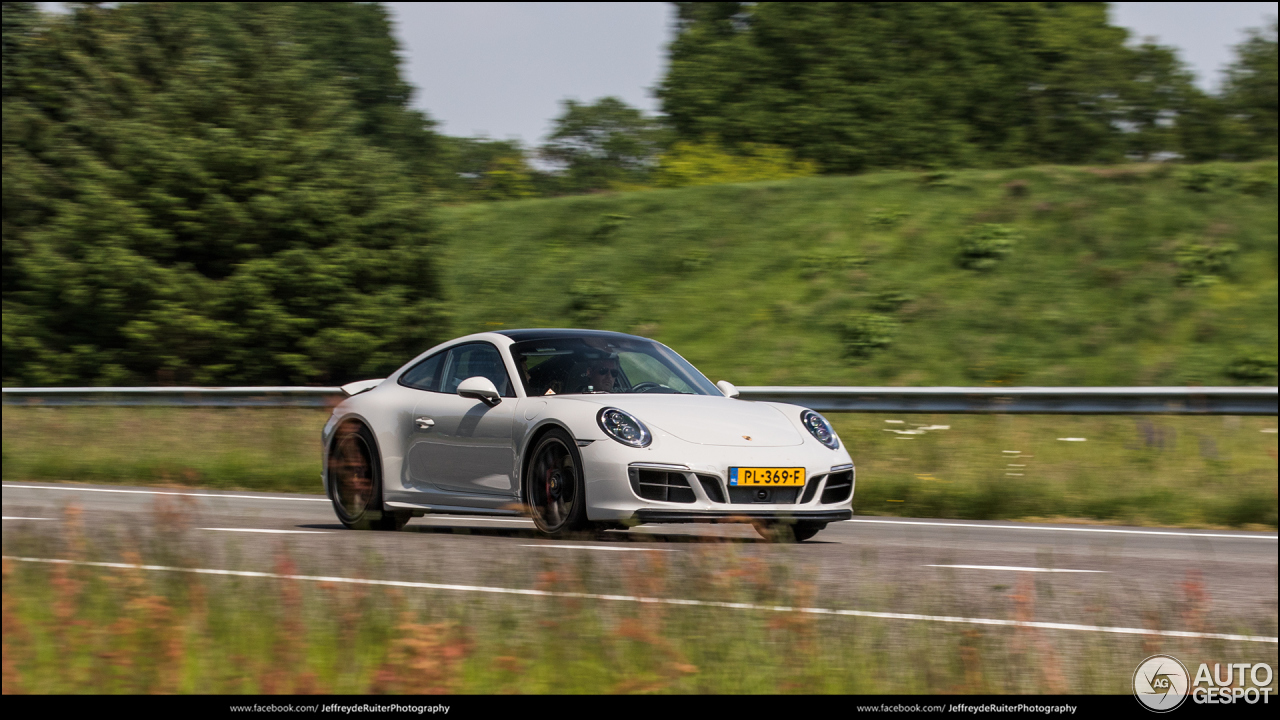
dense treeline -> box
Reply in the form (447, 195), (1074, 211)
(458, 3), (1280, 194)
(3, 2), (443, 385)
(2, 2), (1276, 386)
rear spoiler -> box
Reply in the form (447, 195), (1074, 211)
(340, 378), (385, 397)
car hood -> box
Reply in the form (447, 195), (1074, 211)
(559, 394), (804, 447)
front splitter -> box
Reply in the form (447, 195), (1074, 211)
(632, 509), (852, 524)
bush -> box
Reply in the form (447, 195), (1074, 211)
(842, 314), (898, 357)
(800, 251), (868, 278)
(867, 208), (908, 228)
(957, 224), (1019, 271)
(590, 214), (630, 241)
(1174, 242), (1237, 286)
(1176, 164), (1241, 192)
(654, 139), (817, 188)
(871, 290), (914, 312)
(568, 279), (619, 325)
(1226, 354), (1278, 382)
(1240, 163), (1278, 195)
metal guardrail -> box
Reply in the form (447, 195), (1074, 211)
(3, 385), (1276, 414)
(739, 386), (1278, 415)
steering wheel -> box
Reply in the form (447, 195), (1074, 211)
(630, 381), (665, 393)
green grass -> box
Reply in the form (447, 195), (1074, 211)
(4, 407), (1275, 528)
(4, 528), (1275, 694)
(434, 161), (1278, 387)
(1, 407), (322, 494)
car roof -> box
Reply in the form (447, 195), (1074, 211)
(493, 328), (651, 343)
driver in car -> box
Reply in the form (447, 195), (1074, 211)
(583, 357), (622, 393)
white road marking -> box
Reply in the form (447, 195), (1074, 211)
(520, 544), (674, 552)
(202, 528), (330, 535)
(5, 555), (1274, 644)
(2, 516), (49, 521)
(843, 517), (1278, 541)
(1057, 438), (1087, 442)
(927, 564), (1108, 573)
(2, 483), (328, 503)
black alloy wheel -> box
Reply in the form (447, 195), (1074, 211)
(327, 420), (409, 531)
(526, 428), (589, 535)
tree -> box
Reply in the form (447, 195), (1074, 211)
(1123, 41), (1199, 161)
(288, 2), (442, 190)
(3, 3), (443, 386)
(657, 2), (1197, 172)
(1220, 21), (1278, 159)
(436, 137), (541, 201)
(539, 97), (666, 192)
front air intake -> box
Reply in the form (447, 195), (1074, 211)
(629, 469), (696, 503)
(821, 470), (854, 504)
(800, 474), (825, 504)
(696, 474), (726, 503)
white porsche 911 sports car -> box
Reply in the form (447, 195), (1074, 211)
(322, 329), (854, 541)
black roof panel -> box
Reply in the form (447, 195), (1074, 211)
(494, 328), (650, 343)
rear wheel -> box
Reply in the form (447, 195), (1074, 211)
(327, 420), (408, 531)
(526, 428), (589, 536)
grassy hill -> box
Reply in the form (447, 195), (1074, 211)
(435, 162), (1278, 388)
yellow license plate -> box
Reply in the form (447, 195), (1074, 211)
(729, 467), (806, 486)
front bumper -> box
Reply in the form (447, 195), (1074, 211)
(577, 432), (855, 524)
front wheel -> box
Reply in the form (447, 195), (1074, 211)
(753, 520), (827, 542)
(327, 420), (408, 531)
(525, 428), (590, 536)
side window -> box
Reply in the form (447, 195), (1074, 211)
(441, 343), (515, 397)
(400, 352), (444, 392)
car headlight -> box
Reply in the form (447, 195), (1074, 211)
(801, 410), (840, 450)
(597, 407), (652, 448)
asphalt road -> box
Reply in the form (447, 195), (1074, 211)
(3, 481), (1277, 638)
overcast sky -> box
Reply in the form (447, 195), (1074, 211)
(37, 2), (1279, 148)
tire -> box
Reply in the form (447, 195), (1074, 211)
(525, 428), (590, 536)
(792, 521), (827, 542)
(327, 419), (409, 531)
(753, 520), (827, 542)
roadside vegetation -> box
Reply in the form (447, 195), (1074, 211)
(436, 161), (1277, 388)
(3, 517), (1275, 694)
(4, 407), (1275, 529)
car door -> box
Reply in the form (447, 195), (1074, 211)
(410, 342), (518, 496)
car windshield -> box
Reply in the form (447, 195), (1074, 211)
(510, 336), (720, 397)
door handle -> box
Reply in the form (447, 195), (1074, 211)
(415, 416), (435, 430)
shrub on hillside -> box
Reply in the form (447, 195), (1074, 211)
(1226, 354), (1278, 383)
(590, 214), (631, 241)
(871, 290), (914, 313)
(568, 280), (619, 325)
(654, 139), (817, 188)
(867, 208), (908, 228)
(957, 224), (1019, 271)
(1176, 164), (1242, 192)
(1174, 242), (1238, 286)
(1240, 163), (1278, 195)
(842, 314), (898, 358)
(800, 250), (867, 278)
